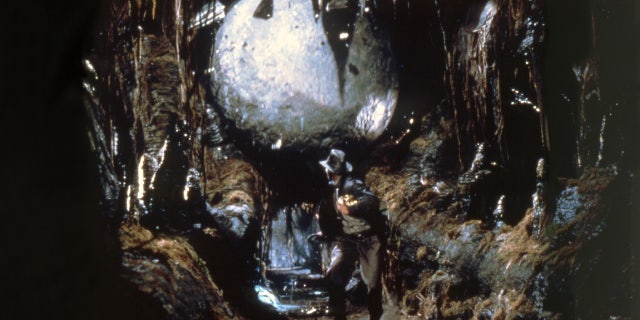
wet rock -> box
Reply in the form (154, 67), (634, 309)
(452, 142), (501, 221)
(120, 224), (240, 319)
(266, 206), (320, 269)
(553, 184), (579, 227)
(202, 157), (267, 241)
(207, 204), (254, 241)
(549, 166), (618, 247)
(84, 2), (272, 317)
(491, 195), (506, 231)
(369, 139), (625, 319)
(211, 0), (398, 151)
(410, 111), (459, 182)
(531, 158), (548, 239)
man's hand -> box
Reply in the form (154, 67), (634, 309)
(336, 201), (350, 215)
(337, 194), (356, 215)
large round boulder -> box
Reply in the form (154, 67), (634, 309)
(211, 0), (398, 151)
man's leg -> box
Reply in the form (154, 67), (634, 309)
(326, 240), (357, 320)
(358, 235), (383, 320)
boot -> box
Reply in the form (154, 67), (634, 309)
(367, 286), (383, 320)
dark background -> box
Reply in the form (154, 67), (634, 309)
(0, 1), (121, 318)
(0, 1), (638, 319)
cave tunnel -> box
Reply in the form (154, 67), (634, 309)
(75, 0), (639, 319)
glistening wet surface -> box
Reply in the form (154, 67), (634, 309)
(83, 0), (636, 319)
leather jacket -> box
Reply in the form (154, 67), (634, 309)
(318, 175), (382, 240)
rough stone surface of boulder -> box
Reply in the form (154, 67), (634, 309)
(211, 0), (398, 150)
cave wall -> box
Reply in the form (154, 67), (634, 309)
(82, 0), (637, 319)
(84, 1), (274, 318)
(365, 0), (637, 318)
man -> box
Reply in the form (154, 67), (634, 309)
(316, 148), (384, 320)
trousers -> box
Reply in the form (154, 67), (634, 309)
(326, 234), (383, 320)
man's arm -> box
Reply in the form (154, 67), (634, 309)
(341, 178), (379, 218)
(318, 196), (340, 240)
